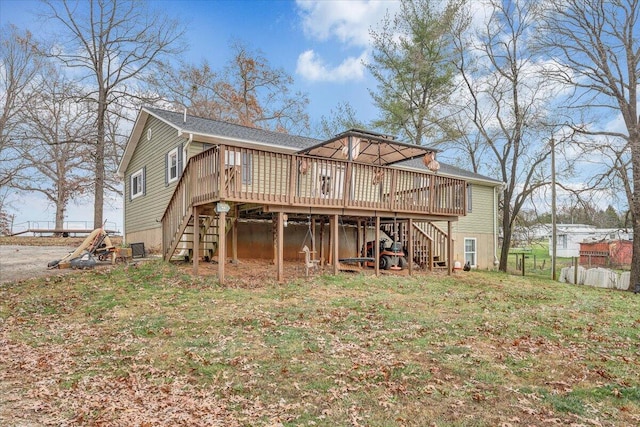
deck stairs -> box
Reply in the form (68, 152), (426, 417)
(164, 210), (229, 262)
(381, 222), (449, 270)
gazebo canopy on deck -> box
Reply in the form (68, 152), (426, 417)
(297, 129), (439, 167)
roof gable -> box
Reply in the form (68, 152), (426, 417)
(117, 106), (320, 176)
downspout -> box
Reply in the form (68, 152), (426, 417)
(184, 133), (193, 165)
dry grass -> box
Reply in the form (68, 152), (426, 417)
(1, 260), (639, 426)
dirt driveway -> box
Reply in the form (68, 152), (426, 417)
(0, 245), (77, 284)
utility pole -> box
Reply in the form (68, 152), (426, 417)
(551, 137), (557, 281)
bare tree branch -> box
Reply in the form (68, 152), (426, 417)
(40, 0), (186, 228)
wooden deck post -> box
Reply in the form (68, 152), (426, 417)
(408, 218), (413, 276)
(288, 156), (297, 202)
(218, 210), (226, 284)
(429, 232), (434, 272)
(219, 145), (226, 199)
(448, 220), (453, 276)
(231, 205), (238, 263)
(319, 220), (325, 266)
(272, 220), (277, 265)
(375, 215), (380, 276)
(331, 214), (339, 275)
(429, 174), (435, 213)
(390, 169), (397, 211)
(277, 212), (284, 283)
(344, 162), (353, 207)
(311, 217), (317, 261)
(356, 219), (362, 259)
(193, 205), (199, 276)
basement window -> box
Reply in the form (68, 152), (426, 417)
(464, 238), (477, 268)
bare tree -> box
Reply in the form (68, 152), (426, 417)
(316, 102), (367, 139)
(159, 42), (310, 135)
(160, 60), (226, 120)
(40, 0), (185, 228)
(536, 0), (640, 286)
(367, 0), (467, 146)
(12, 68), (94, 233)
(454, 0), (575, 271)
(0, 25), (43, 189)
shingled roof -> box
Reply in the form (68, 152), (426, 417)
(147, 107), (320, 150)
(398, 157), (502, 185)
(118, 106), (502, 187)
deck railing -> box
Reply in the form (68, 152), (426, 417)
(162, 144), (466, 257)
(185, 145), (466, 213)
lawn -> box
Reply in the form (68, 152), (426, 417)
(507, 241), (577, 279)
(1, 261), (639, 426)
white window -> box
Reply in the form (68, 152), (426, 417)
(320, 175), (332, 196)
(225, 149), (252, 184)
(167, 147), (179, 183)
(241, 152), (252, 184)
(130, 168), (145, 200)
(464, 238), (477, 268)
(316, 164), (344, 199)
(225, 150), (240, 167)
(165, 144), (183, 185)
(467, 184), (473, 212)
(558, 235), (568, 249)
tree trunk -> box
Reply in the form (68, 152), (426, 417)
(630, 130), (640, 290)
(499, 214), (512, 273)
(93, 92), (106, 229)
(55, 198), (65, 238)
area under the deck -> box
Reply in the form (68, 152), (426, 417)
(174, 257), (447, 285)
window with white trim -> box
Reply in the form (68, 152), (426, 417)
(165, 144), (184, 185)
(130, 168), (145, 200)
(467, 183), (473, 212)
(167, 147), (179, 183)
(225, 149), (252, 184)
(241, 152), (252, 184)
(558, 234), (567, 249)
(464, 238), (477, 268)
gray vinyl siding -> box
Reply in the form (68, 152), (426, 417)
(187, 141), (214, 158)
(455, 184), (496, 234)
(124, 117), (184, 234)
(432, 183), (498, 269)
(454, 183), (498, 269)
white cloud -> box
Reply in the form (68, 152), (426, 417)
(294, 1), (398, 84)
(296, 0), (398, 47)
(296, 49), (368, 82)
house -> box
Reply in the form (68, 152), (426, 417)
(117, 107), (503, 282)
(548, 224), (634, 260)
(548, 224), (597, 258)
(580, 239), (633, 268)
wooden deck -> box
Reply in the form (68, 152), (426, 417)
(162, 144), (467, 283)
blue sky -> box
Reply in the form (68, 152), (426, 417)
(0, 0), (400, 231)
(1, 0), (394, 125)
(0, 0), (630, 230)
